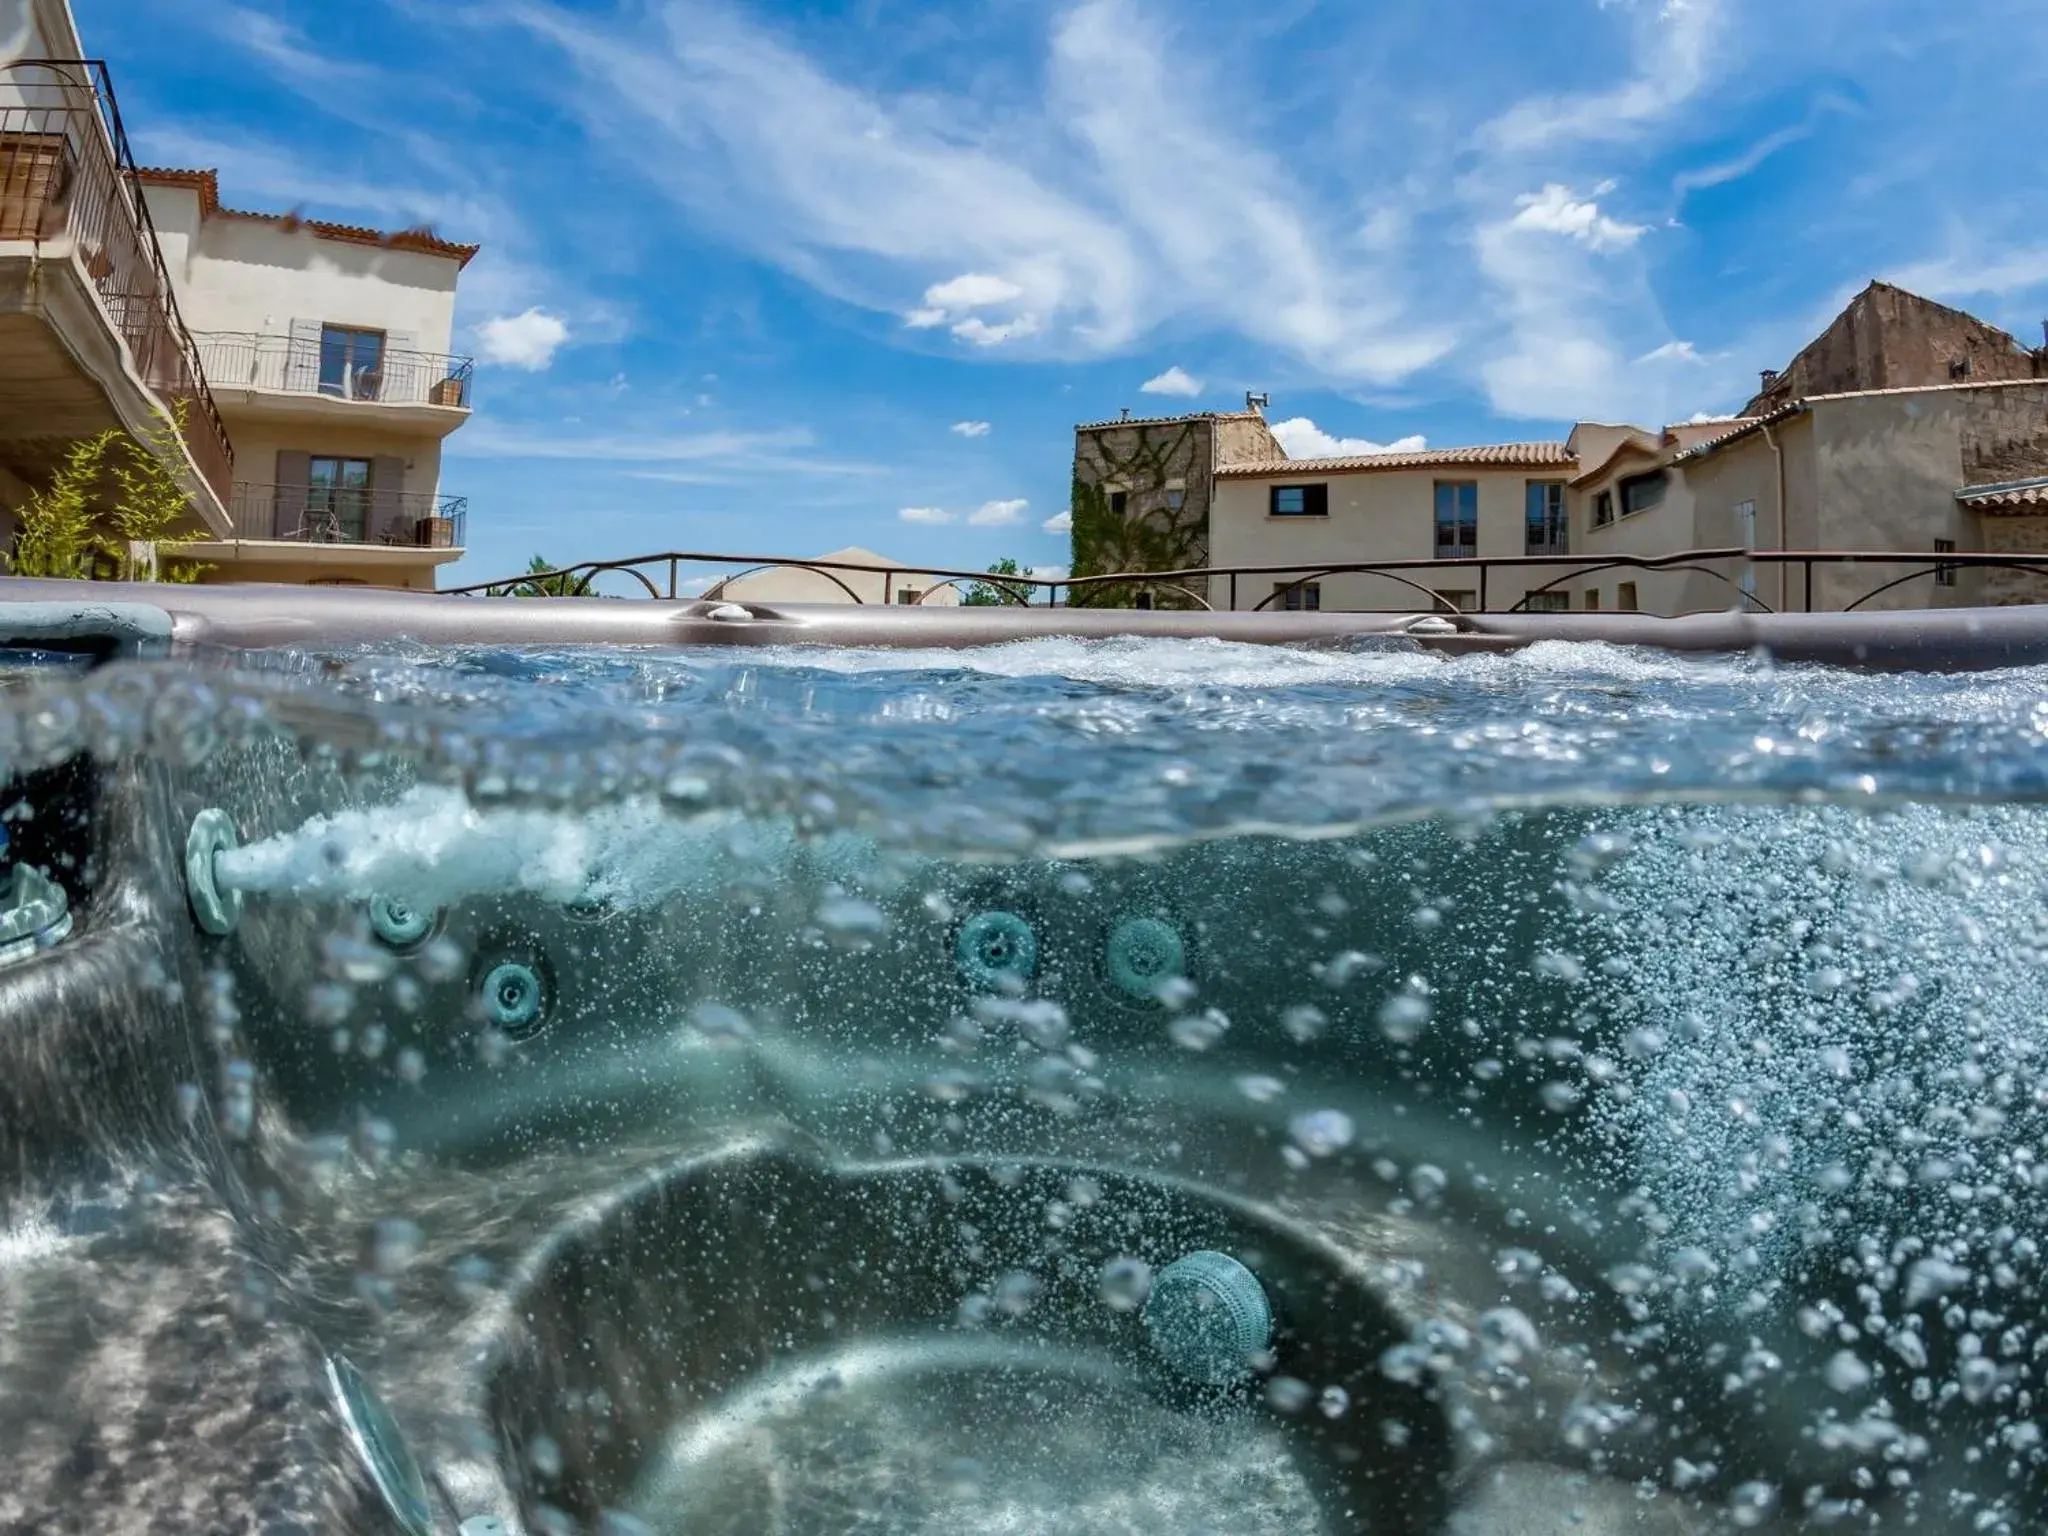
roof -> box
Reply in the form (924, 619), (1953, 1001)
(1216, 441), (1574, 478)
(134, 168), (480, 268)
(1075, 410), (1266, 432)
(1568, 434), (1665, 489)
(1679, 376), (2048, 464)
(1957, 476), (2048, 511)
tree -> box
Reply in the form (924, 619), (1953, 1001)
(4, 405), (209, 581)
(964, 557), (1030, 606)
(508, 555), (585, 596)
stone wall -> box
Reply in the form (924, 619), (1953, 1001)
(1974, 513), (2048, 605)
(1745, 282), (2043, 416)
(1070, 414), (1236, 606)
(1959, 383), (2048, 484)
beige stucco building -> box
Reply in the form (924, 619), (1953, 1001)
(138, 169), (476, 590)
(1070, 286), (2048, 616)
(707, 547), (965, 606)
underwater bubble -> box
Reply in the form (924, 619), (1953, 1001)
(686, 1002), (755, 1044)
(1904, 1256), (1971, 1307)
(1099, 1257), (1153, 1312)
(1234, 1074), (1286, 1103)
(596, 1513), (655, 1536)
(992, 1270), (1041, 1317)
(1280, 1003), (1328, 1043)
(1266, 1376), (1313, 1414)
(1824, 1350), (1872, 1393)
(1477, 1307), (1540, 1366)
(1377, 992), (1432, 1043)
(1539, 1081), (1583, 1113)
(304, 982), (355, 1027)
(1408, 1163), (1449, 1204)
(417, 936), (465, 983)
(1167, 1007), (1230, 1052)
(174, 1082), (203, 1126)
(1320, 950), (1382, 988)
(816, 893), (886, 949)
(1289, 1108), (1354, 1158)
(1533, 951), (1585, 983)
(527, 1434), (563, 1481)
(1319, 1385), (1350, 1419)
(1726, 1481), (1776, 1527)
(395, 1048), (426, 1086)
(366, 1219), (423, 1277)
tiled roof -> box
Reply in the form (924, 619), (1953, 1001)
(1074, 409), (1266, 431)
(1671, 402), (1807, 461)
(1957, 476), (2048, 511)
(1679, 376), (2048, 464)
(1216, 441), (1574, 477)
(135, 168), (480, 267)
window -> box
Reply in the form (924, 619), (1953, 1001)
(319, 325), (385, 401)
(1108, 490), (1128, 516)
(1617, 581), (1639, 612)
(1134, 591), (1153, 610)
(1439, 589), (1477, 612)
(1270, 484), (1329, 518)
(1275, 582), (1321, 611)
(1934, 538), (1957, 588)
(1524, 591), (1570, 613)
(1593, 490), (1615, 528)
(1433, 480), (1477, 559)
(1164, 488), (1186, 511)
(1619, 471), (1667, 517)
(305, 456), (373, 542)
(896, 588), (923, 605)
(1584, 588), (1601, 611)
(1525, 481), (1568, 555)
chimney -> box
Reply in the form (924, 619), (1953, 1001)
(1119, 407), (1131, 421)
(1245, 391), (1270, 413)
(1759, 368), (1780, 392)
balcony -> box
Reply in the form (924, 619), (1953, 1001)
(222, 480), (466, 549)
(0, 61), (233, 521)
(192, 332), (474, 433)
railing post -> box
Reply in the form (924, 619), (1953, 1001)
(668, 558), (677, 600)
(1479, 562), (1489, 613)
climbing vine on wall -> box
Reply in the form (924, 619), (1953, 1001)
(1069, 422), (1209, 608)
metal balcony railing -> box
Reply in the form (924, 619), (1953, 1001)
(0, 60), (233, 504)
(224, 481), (466, 549)
(192, 332), (474, 409)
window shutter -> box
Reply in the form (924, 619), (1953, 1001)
(285, 318), (322, 392)
(273, 450), (311, 539)
(1305, 484), (1329, 518)
(370, 456), (408, 543)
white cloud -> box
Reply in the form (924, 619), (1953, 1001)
(1510, 184), (1648, 252)
(924, 273), (1024, 310)
(903, 308), (947, 329)
(1042, 508), (1073, 533)
(1030, 563), (1070, 581)
(1270, 417), (1426, 459)
(951, 420), (993, 438)
(1483, 0), (1721, 150)
(1638, 340), (1702, 363)
(1685, 410), (1740, 423)
(476, 307), (571, 369)
(968, 498), (1029, 527)
(1673, 122), (1814, 198)
(1140, 366), (1202, 397)
(1886, 246), (2048, 302)
(952, 314), (1041, 347)
(899, 506), (954, 525)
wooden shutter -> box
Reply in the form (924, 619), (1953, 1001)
(383, 330), (416, 404)
(1304, 484), (1329, 517)
(273, 450), (311, 539)
(370, 456), (407, 543)
(284, 318), (322, 393)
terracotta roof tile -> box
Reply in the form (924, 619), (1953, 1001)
(1216, 441), (1573, 477)
(1074, 409), (1265, 431)
(1957, 477), (2048, 510)
(135, 167), (480, 267)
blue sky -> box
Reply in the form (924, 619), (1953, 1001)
(80, 0), (2048, 589)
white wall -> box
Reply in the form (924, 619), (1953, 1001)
(715, 551), (965, 606)
(218, 419), (445, 502)
(142, 184), (461, 354)
(1208, 468), (1567, 611)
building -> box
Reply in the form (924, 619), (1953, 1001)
(0, 26), (234, 556)
(706, 547), (965, 606)
(138, 169), (477, 590)
(0, 0), (478, 591)
(1069, 285), (2048, 615)
(1069, 407), (1283, 604)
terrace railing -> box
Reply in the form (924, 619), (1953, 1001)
(224, 481), (466, 549)
(192, 332), (475, 410)
(441, 548), (2048, 613)
(0, 60), (233, 502)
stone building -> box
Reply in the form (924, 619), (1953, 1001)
(1068, 406), (1282, 605)
(1743, 280), (2047, 416)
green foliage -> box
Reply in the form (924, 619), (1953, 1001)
(5, 405), (210, 581)
(1067, 422), (1208, 608)
(963, 556), (1030, 606)
(7, 431), (116, 579)
(508, 555), (585, 597)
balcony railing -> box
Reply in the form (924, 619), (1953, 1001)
(224, 481), (466, 549)
(0, 60), (233, 503)
(191, 332), (474, 409)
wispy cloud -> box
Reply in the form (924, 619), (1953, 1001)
(1672, 121), (1814, 198)
(968, 497), (1029, 526)
(1042, 508), (1073, 533)
(1509, 183), (1648, 252)
(457, 422), (882, 480)
(1140, 366), (1203, 397)
(899, 505), (953, 525)
(1270, 418), (1426, 458)
(950, 420), (992, 438)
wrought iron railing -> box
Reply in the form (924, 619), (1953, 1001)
(191, 332), (474, 409)
(440, 547), (2048, 612)
(0, 60), (233, 503)
(222, 481), (466, 549)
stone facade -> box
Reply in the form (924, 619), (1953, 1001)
(1974, 513), (2048, 605)
(1068, 410), (1282, 606)
(1744, 281), (2045, 416)
(1960, 382), (2048, 484)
